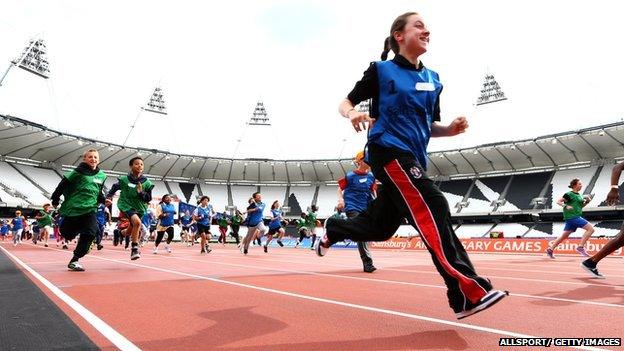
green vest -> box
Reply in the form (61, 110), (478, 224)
(231, 215), (242, 226)
(38, 211), (53, 227)
(218, 217), (228, 228)
(116, 175), (153, 217)
(563, 191), (584, 220)
(296, 218), (307, 230)
(60, 170), (106, 217)
(305, 211), (317, 229)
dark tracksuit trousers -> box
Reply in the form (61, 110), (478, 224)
(325, 144), (492, 312)
(345, 211), (374, 268)
(60, 213), (98, 262)
(155, 226), (174, 247)
(230, 225), (240, 244)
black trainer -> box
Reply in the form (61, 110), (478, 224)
(263, 245), (268, 253)
(68, 261), (85, 271)
(363, 265), (377, 273)
(277, 240), (284, 247)
(456, 290), (508, 319)
(130, 248), (141, 260)
(581, 259), (605, 279)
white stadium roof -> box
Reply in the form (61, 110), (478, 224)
(1, 114), (623, 184)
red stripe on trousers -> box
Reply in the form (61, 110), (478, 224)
(384, 160), (487, 303)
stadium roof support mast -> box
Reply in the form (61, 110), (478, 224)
(122, 86), (167, 146)
(0, 38), (50, 87)
(228, 100), (273, 182)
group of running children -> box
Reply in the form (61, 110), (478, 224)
(5, 11), (624, 320)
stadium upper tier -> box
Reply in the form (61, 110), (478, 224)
(2, 114), (624, 183)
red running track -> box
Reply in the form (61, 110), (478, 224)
(1, 241), (623, 351)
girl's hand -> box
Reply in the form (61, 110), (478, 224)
(336, 200), (345, 211)
(447, 116), (469, 136)
(349, 111), (375, 133)
(137, 182), (143, 193)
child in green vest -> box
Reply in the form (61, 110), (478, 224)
(51, 149), (107, 271)
(35, 203), (54, 247)
(107, 156), (153, 260)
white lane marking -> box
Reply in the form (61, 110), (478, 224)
(0, 246), (141, 351)
(22, 243), (610, 351)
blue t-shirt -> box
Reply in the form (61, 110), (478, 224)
(180, 215), (192, 226)
(11, 217), (23, 230)
(247, 202), (266, 227)
(159, 203), (176, 227)
(141, 212), (153, 227)
(268, 209), (282, 229)
(341, 171), (376, 213)
(1, 224), (9, 235)
(96, 204), (108, 226)
(194, 205), (213, 226)
(368, 60), (442, 170)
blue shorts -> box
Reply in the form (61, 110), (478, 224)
(564, 217), (589, 232)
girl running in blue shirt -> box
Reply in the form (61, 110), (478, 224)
(317, 11), (507, 319)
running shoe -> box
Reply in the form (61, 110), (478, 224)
(44, 243), (48, 247)
(363, 265), (377, 273)
(263, 245), (268, 253)
(581, 259), (605, 279)
(165, 245), (172, 253)
(153, 247), (158, 254)
(314, 234), (331, 257)
(130, 248), (141, 260)
(455, 290), (508, 319)
(97, 244), (103, 250)
(576, 246), (590, 257)
(545, 248), (555, 259)
(67, 261), (85, 272)
(277, 240), (284, 247)
(62, 244), (68, 250)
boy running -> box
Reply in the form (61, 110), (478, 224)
(106, 156), (153, 260)
(51, 149), (107, 271)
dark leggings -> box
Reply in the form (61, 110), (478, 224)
(230, 225), (240, 244)
(155, 227), (174, 247)
(325, 144), (493, 312)
(96, 224), (104, 245)
(298, 231), (317, 247)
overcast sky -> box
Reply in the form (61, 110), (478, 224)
(1, 0), (623, 161)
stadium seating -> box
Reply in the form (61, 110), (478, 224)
(287, 185), (315, 214)
(455, 224), (495, 238)
(231, 185), (257, 211)
(13, 164), (61, 195)
(490, 222), (532, 237)
(504, 172), (552, 210)
(259, 185), (288, 211)
(316, 184), (338, 218)
(549, 167), (597, 208)
(0, 161), (49, 206)
(201, 184), (229, 210)
(437, 179), (471, 211)
(589, 166), (624, 207)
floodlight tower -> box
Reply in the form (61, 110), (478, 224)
(248, 101), (270, 126)
(475, 73), (507, 106)
(122, 86), (168, 146)
(0, 38), (51, 87)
